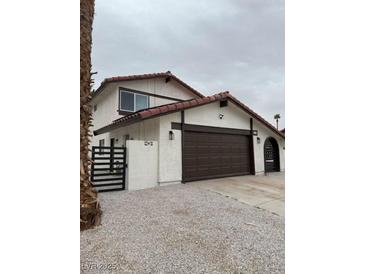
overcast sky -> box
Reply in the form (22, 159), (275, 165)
(92, 0), (285, 128)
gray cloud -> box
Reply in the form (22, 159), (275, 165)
(92, 0), (285, 128)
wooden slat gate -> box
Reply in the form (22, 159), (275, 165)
(91, 146), (126, 192)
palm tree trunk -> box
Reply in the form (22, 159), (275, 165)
(80, 0), (101, 230)
(276, 119), (278, 130)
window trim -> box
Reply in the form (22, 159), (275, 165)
(119, 90), (149, 112)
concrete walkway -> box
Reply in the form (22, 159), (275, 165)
(191, 172), (285, 216)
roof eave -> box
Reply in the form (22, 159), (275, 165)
(226, 95), (285, 139)
(93, 116), (142, 136)
(93, 93), (284, 139)
(91, 73), (204, 100)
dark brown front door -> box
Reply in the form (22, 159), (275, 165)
(183, 131), (252, 182)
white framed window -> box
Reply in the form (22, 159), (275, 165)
(119, 90), (149, 112)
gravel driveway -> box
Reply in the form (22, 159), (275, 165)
(80, 184), (284, 273)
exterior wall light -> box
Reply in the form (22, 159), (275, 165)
(219, 113), (224, 119)
(257, 137), (261, 144)
(169, 130), (175, 140)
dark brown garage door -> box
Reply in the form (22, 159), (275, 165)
(183, 131), (252, 182)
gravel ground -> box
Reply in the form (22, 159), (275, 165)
(80, 184), (284, 274)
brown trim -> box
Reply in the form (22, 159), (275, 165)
(171, 122), (182, 130)
(118, 110), (134, 115)
(171, 123), (252, 136)
(117, 88), (120, 113)
(181, 111), (185, 183)
(119, 87), (185, 102)
(174, 96), (285, 138)
(220, 100), (228, 107)
(249, 118), (256, 175)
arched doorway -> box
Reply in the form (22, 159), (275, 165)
(264, 137), (280, 172)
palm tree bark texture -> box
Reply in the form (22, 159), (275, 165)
(80, 0), (101, 230)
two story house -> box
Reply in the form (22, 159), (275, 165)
(91, 71), (285, 191)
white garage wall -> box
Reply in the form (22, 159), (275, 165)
(184, 101), (251, 129)
(158, 112), (182, 184)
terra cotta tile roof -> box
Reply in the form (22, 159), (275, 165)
(94, 91), (285, 139)
(92, 71), (204, 98)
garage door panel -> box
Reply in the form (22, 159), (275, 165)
(183, 131), (252, 181)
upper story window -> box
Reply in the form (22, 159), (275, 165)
(119, 90), (149, 112)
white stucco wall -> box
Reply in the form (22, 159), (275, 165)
(253, 121), (285, 174)
(99, 113), (182, 186)
(91, 78), (201, 148)
(109, 118), (160, 145)
(92, 118), (160, 149)
(91, 83), (120, 131)
(158, 112), (182, 184)
(115, 78), (199, 102)
(126, 140), (158, 190)
(91, 78), (199, 127)
(91, 132), (111, 147)
(184, 101), (251, 129)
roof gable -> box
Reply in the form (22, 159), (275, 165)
(92, 71), (204, 99)
(94, 91), (284, 139)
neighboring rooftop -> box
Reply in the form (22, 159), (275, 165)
(92, 71), (205, 99)
(94, 91), (285, 139)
